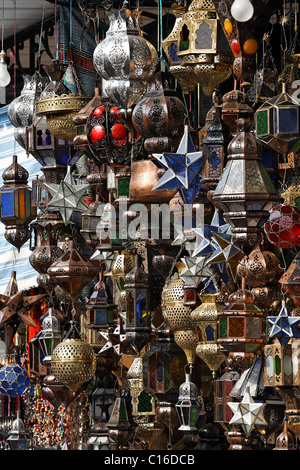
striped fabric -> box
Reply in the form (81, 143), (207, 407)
(0, 105), (42, 294)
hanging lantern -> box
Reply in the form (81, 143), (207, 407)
(38, 307), (61, 365)
(213, 0), (282, 81)
(280, 250), (300, 308)
(85, 272), (116, 329)
(212, 117), (278, 249)
(142, 324), (186, 398)
(90, 372), (115, 423)
(8, 72), (48, 150)
(264, 204), (300, 250)
(255, 84), (300, 158)
(35, 60), (92, 142)
(263, 338), (300, 387)
(162, 3), (198, 95)
(7, 411), (30, 451)
(214, 369), (239, 424)
(51, 337), (97, 392)
(93, 6), (158, 111)
(175, 369), (201, 432)
(47, 239), (98, 306)
(124, 254), (151, 353)
(220, 84), (254, 138)
(107, 391), (137, 447)
(132, 71), (186, 155)
(29, 330), (49, 378)
(73, 87), (103, 154)
(236, 244), (282, 288)
(86, 101), (132, 167)
(0, 155), (36, 251)
(176, 0), (233, 96)
(112, 251), (135, 292)
(0, 363), (30, 397)
(190, 292), (226, 377)
(80, 194), (104, 249)
(127, 357), (156, 420)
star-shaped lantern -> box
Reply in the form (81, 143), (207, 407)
(98, 320), (136, 358)
(180, 255), (213, 288)
(90, 250), (118, 274)
(193, 209), (231, 258)
(228, 386), (267, 437)
(151, 125), (203, 205)
(44, 165), (89, 225)
(267, 300), (300, 347)
(0, 291), (45, 349)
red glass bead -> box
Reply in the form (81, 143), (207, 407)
(93, 106), (105, 117)
(111, 123), (127, 140)
(264, 204), (300, 248)
(231, 40), (240, 54)
(91, 125), (105, 144)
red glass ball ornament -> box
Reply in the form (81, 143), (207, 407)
(111, 123), (127, 140)
(264, 204), (300, 248)
(231, 40), (240, 54)
(91, 124), (105, 144)
(93, 106), (105, 118)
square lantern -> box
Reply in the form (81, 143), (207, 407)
(175, 372), (201, 432)
(214, 370), (239, 424)
(86, 274), (116, 329)
(264, 339), (300, 387)
(38, 308), (61, 365)
(28, 332), (48, 378)
(7, 412), (30, 451)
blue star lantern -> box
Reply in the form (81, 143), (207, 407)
(151, 125), (203, 205)
(267, 300), (300, 347)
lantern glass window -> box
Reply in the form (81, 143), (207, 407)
(276, 107), (299, 135)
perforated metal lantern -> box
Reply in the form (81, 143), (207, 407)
(51, 338), (97, 391)
(176, 0), (233, 96)
(93, 7), (158, 111)
(175, 371), (201, 432)
(0, 155), (36, 251)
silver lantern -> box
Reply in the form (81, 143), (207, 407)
(93, 7), (158, 111)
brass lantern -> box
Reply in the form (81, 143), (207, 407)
(93, 7), (158, 111)
(124, 254), (151, 353)
(212, 117), (278, 248)
(191, 292), (226, 377)
(263, 339), (299, 388)
(162, 3), (198, 95)
(176, 0), (233, 96)
(0, 155), (37, 251)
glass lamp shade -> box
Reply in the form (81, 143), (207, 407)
(0, 363), (30, 397)
(7, 412), (30, 451)
(230, 0), (254, 22)
(0, 52), (11, 87)
(263, 339), (297, 387)
(175, 372), (201, 432)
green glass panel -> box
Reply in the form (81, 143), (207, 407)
(190, 404), (199, 426)
(138, 391), (153, 413)
(256, 109), (269, 136)
(274, 354), (281, 376)
(77, 125), (85, 135)
(219, 317), (227, 338)
(118, 178), (130, 198)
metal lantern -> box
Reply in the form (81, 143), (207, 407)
(85, 272), (116, 329)
(175, 370), (201, 432)
(91, 372), (115, 423)
(263, 338), (300, 388)
(73, 87), (103, 154)
(132, 71), (186, 155)
(107, 391), (137, 447)
(221, 84), (254, 138)
(112, 251), (135, 292)
(51, 337), (97, 392)
(264, 204), (300, 250)
(176, 0), (233, 96)
(8, 72), (48, 150)
(0, 363), (30, 397)
(213, 0), (282, 82)
(93, 7), (158, 111)
(214, 370), (239, 424)
(29, 330), (48, 378)
(236, 244), (282, 288)
(0, 155), (36, 251)
(190, 293), (226, 377)
(38, 307), (61, 365)
(127, 357), (156, 420)
(280, 250), (300, 308)
(124, 254), (151, 353)
(142, 324), (186, 399)
(162, 3), (198, 95)
(255, 83), (300, 157)
(80, 194), (104, 249)
(212, 117), (278, 248)
(7, 411), (30, 451)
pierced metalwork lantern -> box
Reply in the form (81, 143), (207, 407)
(280, 250), (300, 307)
(255, 83), (300, 157)
(177, 0), (233, 96)
(93, 7), (158, 111)
(7, 411), (30, 451)
(191, 293), (226, 377)
(124, 254), (151, 353)
(175, 370), (201, 432)
(220, 84), (254, 138)
(38, 307), (61, 365)
(236, 244), (282, 288)
(212, 117), (278, 248)
(127, 357), (156, 420)
(0, 155), (36, 251)
(73, 87), (102, 154)
(162, 3), (198, 95)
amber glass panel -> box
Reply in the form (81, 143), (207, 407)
(228, 317), (244, 337)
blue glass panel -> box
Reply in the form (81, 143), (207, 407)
(7, 372), (16, 381)
(1, 191), (15, 217)
(168, 43), (180, 62)
(157, 361), (164, 383)
(278, 107), (299, 134)
(206, 325), (214, 341)
(95, 308), (107, 324)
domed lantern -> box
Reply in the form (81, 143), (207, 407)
(85, 272), (116, 329)
(93, 7), (158, 111)
(38, 307), (61, 365)
(0, 155), (37, 251)
(212, 117), (278, 248)
(176, 0), (233, 96)
(175, 369), (201, 432)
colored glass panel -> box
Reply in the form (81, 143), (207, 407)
(246, 318), (261, 338)
(219, 317), (227, 338)
(1, 191), (15, 217)
(228, 317), (244, 337)
(256, 109), (269, 136)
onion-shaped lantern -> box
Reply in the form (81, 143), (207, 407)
(93, 6), (158, 111)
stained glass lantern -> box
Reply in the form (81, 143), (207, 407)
(28, 331), (48, 378)
(212, 117), (278, 248)
(176, 0), (233, 96)
(175, 370), (201, 432)
(217, 278), (267, 367)
(0, 363), (30, 397)
(264, 338), (300, 387)
(127, 357), (156, 420)
(96, 192), (123, 251)
(214, 370), (239, 424)
(38, 308), (61, 365)
(115, 166), (131, 203)
(142, 324), (186, 399)
(255, 83), (300, 157)
(0, 155), (37, 251)
(264, 204), (300, 249)
(191, 293), (226, 377)
(86, 272), (116, 329)
(7, 411), (30, 451)
(280, 251), (300, 308)
(80, 194), (104, 249)
(107, 391), (137, 447)
(124, 254), (151, 353)
(112, 251), (135, 292)
(93, 7), (158, 111)
(162, 4), (198, 95)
